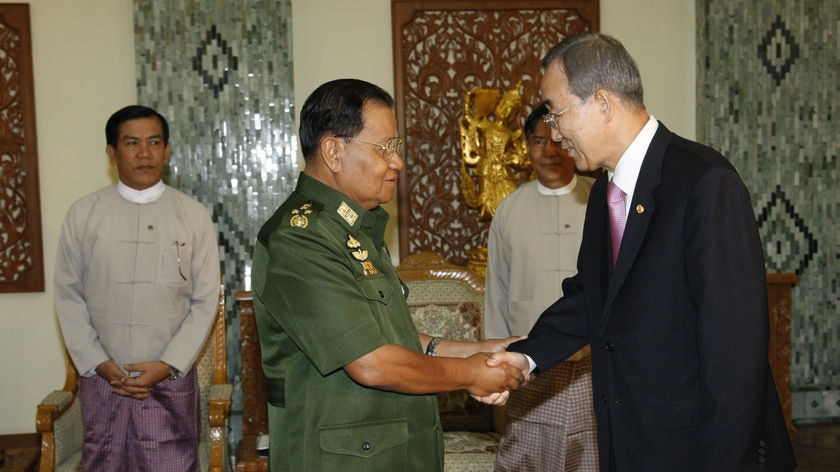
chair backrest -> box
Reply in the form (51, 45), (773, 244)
(396, 251), (494, 432)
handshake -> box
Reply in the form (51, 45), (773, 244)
(464, 337), (533, 406)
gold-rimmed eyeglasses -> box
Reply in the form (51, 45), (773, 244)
(542, 94), (595, 130)
(341, 136), (405, 160)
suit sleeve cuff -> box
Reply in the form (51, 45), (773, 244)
(525, 355), (537, 375)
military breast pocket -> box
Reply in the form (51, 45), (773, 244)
(359, 276), (395, 305)
(319, 418), (409, 470)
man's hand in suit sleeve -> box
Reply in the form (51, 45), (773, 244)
(471, 351), (532, 405)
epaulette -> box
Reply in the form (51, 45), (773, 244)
(287, 200), (323, 229)
(258, 199), (324, 246)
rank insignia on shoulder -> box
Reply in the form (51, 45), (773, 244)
(289, 202), (318, 228)
(346, 235), (368, 261)
(361, 261), (378, 276)
(337, 201), (358, 226)
(290, 214), (308, 228)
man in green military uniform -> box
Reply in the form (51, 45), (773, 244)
(252, 78), (525, 471)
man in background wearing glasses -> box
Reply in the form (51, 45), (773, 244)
(251, 78), (526, 472)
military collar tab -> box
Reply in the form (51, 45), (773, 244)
(337, 201), (359, 226)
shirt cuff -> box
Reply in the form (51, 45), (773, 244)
(525, 354), (537, 375)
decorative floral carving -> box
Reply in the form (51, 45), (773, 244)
(0, 6), (43, 292)
(395, 5), (595, 264)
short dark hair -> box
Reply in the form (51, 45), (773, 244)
(105, 105), (170, 147)
(524, 104), (549, 138)
(298, 79), (394, 159)
(542, 33), (644, 105)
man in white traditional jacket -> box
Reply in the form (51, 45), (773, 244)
(485, 103), (599, 471)
(54, 105), (220, 472)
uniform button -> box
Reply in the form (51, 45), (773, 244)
(758, 439), (766, 447)
(600, 394), (607, 404)
(362, 441), (371, 451)
(605, 342), (615, 352)
(758, 456), (765, 464)
(758, 447), (765, 455)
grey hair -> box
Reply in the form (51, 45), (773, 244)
(542, 33), (644, 106)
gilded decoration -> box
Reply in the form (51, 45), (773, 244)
(459, 81), (530, 221)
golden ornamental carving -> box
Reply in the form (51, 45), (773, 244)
(459, 81), (530, 221)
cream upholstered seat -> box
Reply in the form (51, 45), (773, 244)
(36, 282), (232, 472)
(397, 251), (501, 471)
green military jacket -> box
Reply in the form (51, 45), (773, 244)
(252, 173), (443, 471)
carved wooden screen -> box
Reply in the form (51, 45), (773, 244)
(392, 0), (598, 265)
(0, 4), (43, 292)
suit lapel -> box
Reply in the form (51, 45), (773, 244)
(600, 123), (672, 330)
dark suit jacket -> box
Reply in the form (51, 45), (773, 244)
(509, 123), (796, 471)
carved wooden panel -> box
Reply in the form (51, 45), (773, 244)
(392, 0), (598, 264)
(0, 4), (43, 292)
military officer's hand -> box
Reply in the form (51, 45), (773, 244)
(464, 352), (524, 398)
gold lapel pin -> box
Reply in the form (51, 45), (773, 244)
(636, 204), (645, 214)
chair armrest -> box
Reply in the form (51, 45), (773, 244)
(37, 390), (83, 472)
(38, 391), (73, 416)
(208, 383), (232, 427)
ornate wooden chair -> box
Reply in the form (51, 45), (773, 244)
(397, 251), (501, 471)
(36, 282), (232, 472)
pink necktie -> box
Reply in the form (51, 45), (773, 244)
(607, 181), (626, 268)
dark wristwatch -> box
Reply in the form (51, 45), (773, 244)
(168, 365), (180, 380)
(425, 336), (443, 356)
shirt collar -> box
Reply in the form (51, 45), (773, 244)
(537, 174), (578, 196)
(116, 180), (166, 204)
(608, 115), (658, 195)
(295, 173), (389, 245)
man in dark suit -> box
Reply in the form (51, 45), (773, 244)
(484, 33), (796, 471)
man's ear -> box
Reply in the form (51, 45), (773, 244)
(106, 144), (116, 165)
(595, 90), (610, 112)
(319, 136), (343, 173)
(594, 89), (615, 122)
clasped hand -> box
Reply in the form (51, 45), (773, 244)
(95, 360), (171, 399)
(470, 351), (532, 406)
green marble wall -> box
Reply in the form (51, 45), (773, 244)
(133, 0), (296, 449)
(697, 0), (838, 419)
